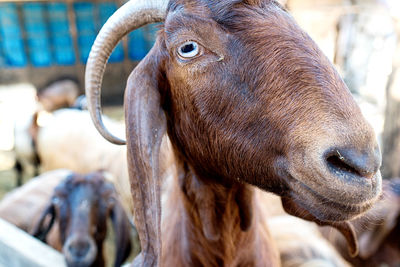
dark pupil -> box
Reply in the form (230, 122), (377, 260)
(181, 43), (195, 53)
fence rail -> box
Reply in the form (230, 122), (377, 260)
(0, 218), (66, 267)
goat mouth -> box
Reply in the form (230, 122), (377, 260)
(287, 179), (376, 222)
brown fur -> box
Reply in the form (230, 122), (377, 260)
(94, 0), (381, 266)
(161, 166), (280, 266)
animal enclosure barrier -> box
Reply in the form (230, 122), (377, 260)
(0, 1), (159, 68)
(0, 218), (66, 267)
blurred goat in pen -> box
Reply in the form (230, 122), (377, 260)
(0, 170), (132, 267)
(12, 108), (172, 215)
(85, 0), (383, 266)
(13, 76), (83, 187)
(268, 215), (351, 267)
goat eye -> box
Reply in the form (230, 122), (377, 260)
(177, 41), (199, 59)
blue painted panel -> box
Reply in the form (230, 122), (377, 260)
(25, 23), (46, 33)
(49, 21), (69, 33)
(0, 25), (21, 39)
(78, 45), (92, 63)
(47, 3), (70, 33)
(74, 2), (95, 19)
(47, 2), (67, 14)
(0, 4), (21, 39)
(77, 34), (95, 47)
(128, 29), (147, 61)
(0, 3), (18, 18)
(22, 3), (52, 67)
(74, 1), (97, 63)
(27, 37), (49, 48)
(3, 38), (26, 67)
(0, 4), (26, 67)
(46, 2), (75, 65)
(77, 33), (95, 63)
(109, 42), (124, 63)
(22, 3), (46, 24)
(51, 35), (73, 47)
(98, 2), (117, 25)
(30, 47), (51, 67)
(98, 2), (123, 63)
(54, 46), (75, 65)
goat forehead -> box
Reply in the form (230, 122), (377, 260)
(167, 0), (282, 25)
(165, 2), (338, 90)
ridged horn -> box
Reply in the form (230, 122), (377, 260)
(85, 0), (168, 145)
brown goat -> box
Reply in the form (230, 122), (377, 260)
(322, 178), (400, 267)
(85, 0), (382, 266)
(37, 77), (80, 112)
(32, 171), (132, 267)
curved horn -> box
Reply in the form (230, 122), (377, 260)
(85, 0), (168, 145)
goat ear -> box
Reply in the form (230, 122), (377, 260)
(31, 203), (56, 242)
(125, 39), (166, 266)
(110, 198), (132, 267)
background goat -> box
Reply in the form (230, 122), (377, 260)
(36, 76), (81, 112)
(267, 215), (351, 267)
(12, 108), (133, 214)
(31, 171), (132, 267)
(0, 169), (68, 233)
(0, 170), (133, 267)
(13, 77), (82, 186)
(85, 0), (382, 265)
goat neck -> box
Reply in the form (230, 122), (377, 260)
(161, 163), (280, 267)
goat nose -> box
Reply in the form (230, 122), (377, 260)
(63, 236), (97, 265)
(66, 239), (90, 258)
(325, 146), (381, 179)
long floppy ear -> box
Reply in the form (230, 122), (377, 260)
(125, 39), (167, 267)
(31, 202), (56, 243)
(84, 1), (168, 265)
(110, 198), (132, 267)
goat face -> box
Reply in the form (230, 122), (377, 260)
(85, 0), (381, 264)
(161, 1), (381, 222)
(32, 172), (131, 267)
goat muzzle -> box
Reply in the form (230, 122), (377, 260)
(63, 235), (97, 267)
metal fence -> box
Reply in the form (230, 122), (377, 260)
(0, 1), (158, 68)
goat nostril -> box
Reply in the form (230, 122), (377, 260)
(326, 155), (363, 177)
(67, 240), (90, 258)
(325, 148), (379, 179)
